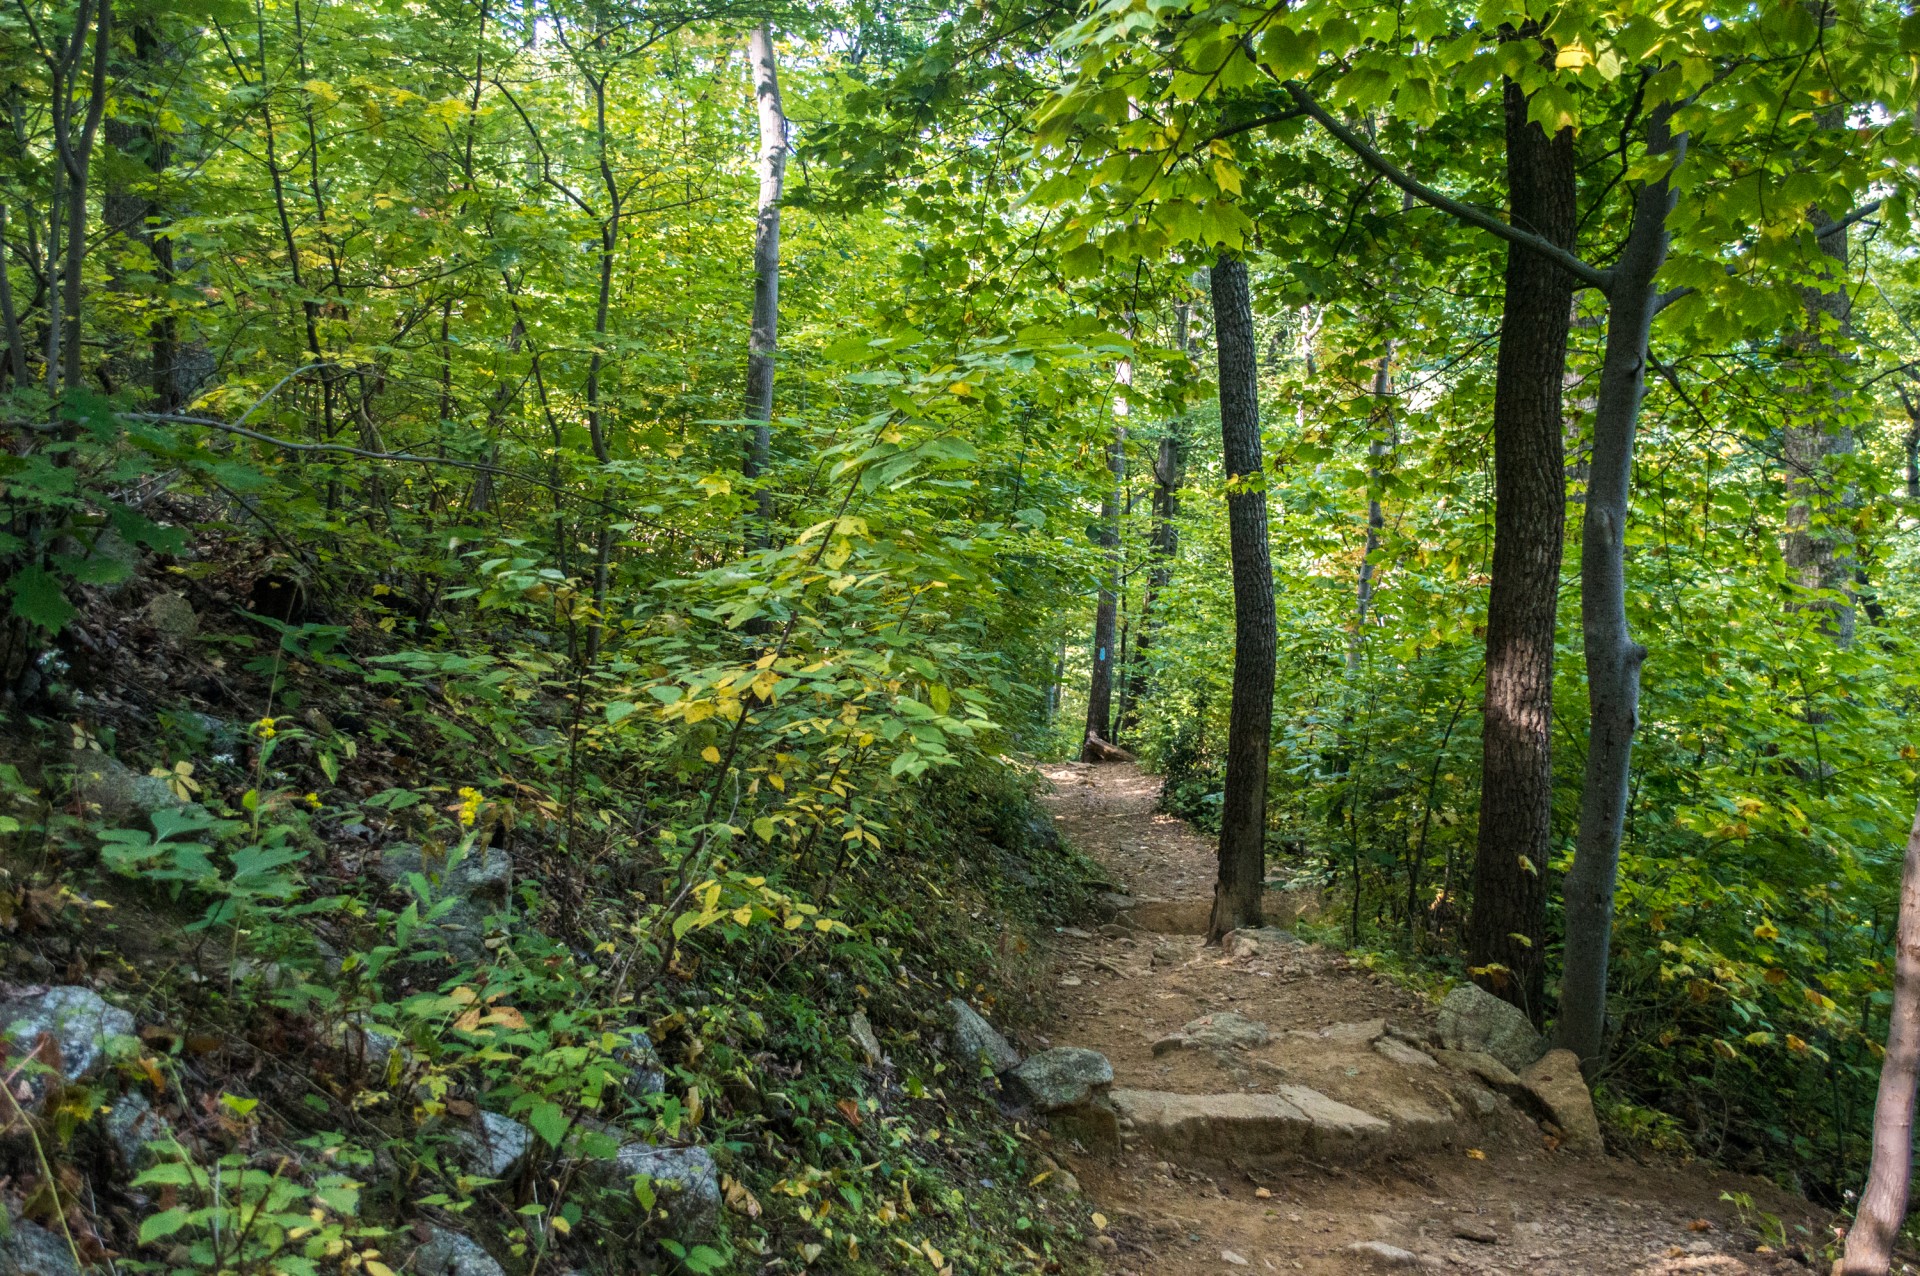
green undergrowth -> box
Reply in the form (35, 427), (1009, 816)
(0, 584), (1108, 1276)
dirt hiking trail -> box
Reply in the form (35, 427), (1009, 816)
(1029, 762), (1829, 1276)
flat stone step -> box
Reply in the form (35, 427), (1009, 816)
(1110, 1085), (1455, 1167)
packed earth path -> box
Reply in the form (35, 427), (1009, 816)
(1026, 761), (1836, 1276)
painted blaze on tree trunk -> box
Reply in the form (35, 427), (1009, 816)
(1207, 255), (1277, 943)
(1467, 67), (1578, 1023)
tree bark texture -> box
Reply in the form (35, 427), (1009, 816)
(1556, 108), (1681, 1070)
(743, 22), (785, 527)
(1783, 193), (1857, 646)
(1348, 343), (1393, 674)
(1082, 425), (1123, 753)
(1207, 254), (1277, 942)
(1467, 69), (1577, 1023)
(1835, 797), (1920, 1275)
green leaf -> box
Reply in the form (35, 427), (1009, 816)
(9, 566), (75, 634)
(139, 1207), (193, 1243)
(528, 1101), (569, 1147)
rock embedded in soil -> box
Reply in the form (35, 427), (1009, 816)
(1434, 983), (1545, 1075)
(1345, 1239), (1435, 1268)
(618, 1029), (668, 1097)
(145, 592), (199, 640)
(1, 1216), (80, 1275)
(0, 986), (136, 1104)
(1008, 1047), (1113, 1112)
(69, 750), (184, 823)
(1373, 1035), (1438, 1070)
(1224, 926), (1303, 959)
(454, 1111), (533, 1180)
(946, 997), (1020, 1073)
(102, 1092), (176, 1173)
(1152, 1011), (1271, 1055)
(849, 1010), (883, 1066)
(1110, 1087), (1394, 1166)
(613, 1143), (721, 1233)
(413, 1226), (507, 1276)
(1519, 1048), (1602, 1152)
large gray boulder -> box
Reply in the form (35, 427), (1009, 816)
(615, 1143), (721, 1234)
(946, 998), (1020, 1073)
(414, 1226), (507, 1276)
(1, 1217), (80, 1276)
(1435, 983), (1545, 1074)
(1009, 1047), (1113, 1113)
(2, 987), (136, 1104)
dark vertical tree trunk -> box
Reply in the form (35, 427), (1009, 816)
(1556, 108), (1681, 1070)
(1207, 254), (1276, 942)
(1782, 203), (1856, 644)
(1082, 426), (1123, 753)
(1119, 303), (1190, 738)
(743, 22), (784, 528)
(1466, 67), (1577, 1023)
(104, 18), (177, 409)
(1837, 797), (1920, 1275)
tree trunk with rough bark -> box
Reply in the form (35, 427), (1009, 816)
(1207, 254), (1276, 942)
(1556, 107), (1681, 1070)
(1835, 797), (1920, 1275)
(1466, 65), (1577, 1024)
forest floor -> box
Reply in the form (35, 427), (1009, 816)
(1025, 761), (1836, 1276)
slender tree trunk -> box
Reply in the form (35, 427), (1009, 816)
(0, 205), (25, 386)
(1083, 346), (1128, 756)
(1466, 66), (1578, 1023)
(55, 0), (110, 400)
(1835, 797), (1920, 1276)
(1900, 390), (1918, 500)
(1207, 254), (1276, 942)
(743, 21), (784, 528)
(1556, 107), (1682, 1070)
(1082, 427), (1123, 752)
(1348, 344), (1394, 674)
(1119, 428), (1183, 735)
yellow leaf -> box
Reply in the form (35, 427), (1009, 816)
(733, 906), (754, 925)
(701, 746), (722, 764)
(1091, 1212), (1108, 1230)
(1554, 41), (1592, 69)
(549, 1214), (571, 1235)
(365, 1263), (396, 1276)
(1466, 1148), (1486, 1160)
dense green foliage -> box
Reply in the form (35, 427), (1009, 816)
(0, 0), (1917, 1268)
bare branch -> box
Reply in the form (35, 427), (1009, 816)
(1284, 81), (1613, 294)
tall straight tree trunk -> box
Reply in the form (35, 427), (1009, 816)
(1556, 107), (1682, 1069)
(1206, 254), (1276, 942)
(742, 22), (784, 528)
(1082, 352), (1128, 756)
(1466, 67), (1578, 1023)
(1347, 344), (1393, 674)
(1118, 302), (1191, 737)
(1836, 797), (1920, 1275)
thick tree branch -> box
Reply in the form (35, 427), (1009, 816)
(1284, 81), (1613, 294)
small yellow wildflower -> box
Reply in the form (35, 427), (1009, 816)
(456, 786), (483, 827)
(305, 792), (322, 808)
(254, 717), (278, 739)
